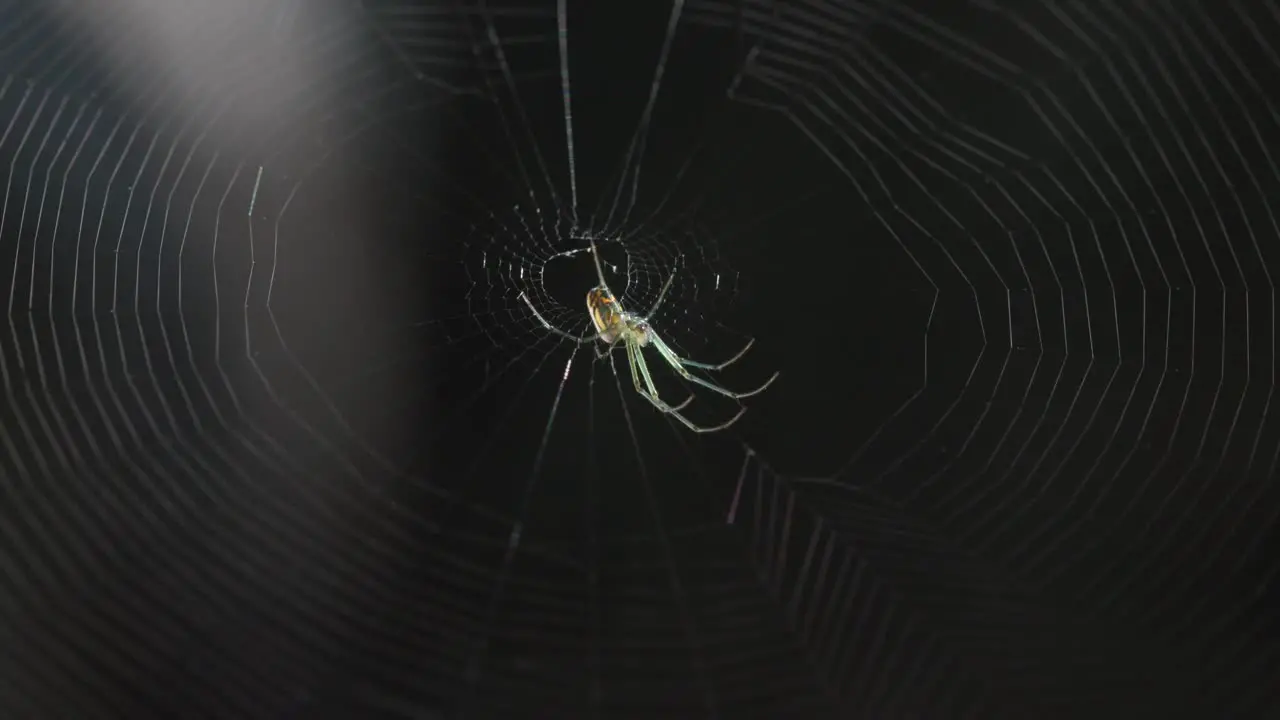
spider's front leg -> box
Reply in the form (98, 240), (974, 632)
(626, 341), (693, 413)
(649, 333), (779, 400)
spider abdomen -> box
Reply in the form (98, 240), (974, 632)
(587, 286), (622, 339)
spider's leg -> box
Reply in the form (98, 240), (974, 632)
(634, 343), (747, 427)
(629, 342), (693, 413)
(594, 335), (623, 360)
(681, 406), (748, 433)
(641, 264), (679, 318)
(587, 235), (614, 296)
(692, 370), (778, 400)
(520, 292), (603, 344)
(672, 337), (756, 371)
(630, 343), (742, 432)
(650, 333), (779, 399)
(664, 402), (747, 434)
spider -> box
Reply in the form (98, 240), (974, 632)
(519, 236), (778, 433)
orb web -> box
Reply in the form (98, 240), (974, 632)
(0, 0), (1277, 719)
(700, 0), (1280, 715)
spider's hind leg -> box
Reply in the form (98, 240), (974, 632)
(594, 336), (623, 360)
(520, 292), (604, 344)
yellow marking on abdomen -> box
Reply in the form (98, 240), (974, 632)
(587, 288), (621, 336)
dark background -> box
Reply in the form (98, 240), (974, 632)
(0, 0), (1277, 718)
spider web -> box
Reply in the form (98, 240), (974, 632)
(0, 0), (1277, 719)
